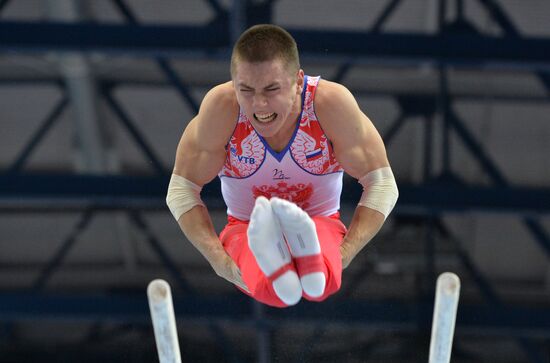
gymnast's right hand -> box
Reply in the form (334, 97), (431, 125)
(211, 254), (250, 293)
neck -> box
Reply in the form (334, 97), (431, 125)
(264, 95), (302, 152)
(264, 120), (297, 153)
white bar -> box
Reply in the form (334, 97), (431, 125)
(147, 279), (182, 363)
(429, 272), (461, 363)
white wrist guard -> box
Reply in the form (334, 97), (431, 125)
(357, 167), (399, 220)
(166, 174), (205, 221)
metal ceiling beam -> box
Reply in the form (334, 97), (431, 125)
(0, 174), (550, 215)
(8, 94), (68, 173)
(1, 21), (550, 67)
(45, 1), (109, 174)
(1, 78), (548, 104)
(110, 0), (201, 113)
(0, 21), (229, 54)
(101, 88), (168, 175)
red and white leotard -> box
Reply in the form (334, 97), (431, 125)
(219, 76), (344, 220)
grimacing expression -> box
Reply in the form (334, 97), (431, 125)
(233, 59), (304, 140)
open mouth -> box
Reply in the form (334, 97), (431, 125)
(254, 112), (277, 123)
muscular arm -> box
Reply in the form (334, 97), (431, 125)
(315, 80), (396, 269)
(171, 82), (248, 290)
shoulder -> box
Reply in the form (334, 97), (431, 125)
(176, 81), (240, 161)
(314, 79), (389, 178)
(187, 82), (239, 144)
(314, 79), (365, 139)
(314, 79), (357, 112)
(199, 81), (239, 121)
(174, 82), (238, 183)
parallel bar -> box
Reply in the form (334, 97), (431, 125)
(429, 273), (461, 363)
(436, 219), (548, 363)
(147, 279), (182, 363)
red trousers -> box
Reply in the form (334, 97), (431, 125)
(219, 213), (347, 308)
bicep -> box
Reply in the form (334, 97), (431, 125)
(318, 83), (390, 179)
(333, 113), (389, 180)
(172, 83), (237, 186)
(173, 116), (227, 186)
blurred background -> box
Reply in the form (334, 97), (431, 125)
(0, 0), (549, 362)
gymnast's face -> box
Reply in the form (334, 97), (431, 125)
(233, 58), (304, 142)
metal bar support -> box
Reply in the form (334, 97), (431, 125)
(102, 88), (167, 175)
(8, 95), (68, 173)
(32, 209), (95, 290)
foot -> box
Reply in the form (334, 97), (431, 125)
(247, 196), (302, 305)
(270, 197), (326, 298)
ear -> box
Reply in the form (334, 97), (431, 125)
(296, 69), (305, 94)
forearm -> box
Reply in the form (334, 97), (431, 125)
(340, 206), (385, 269)
(176, 205), (228, 268)
(341, 166), (399, 269)
(176, 204), (249, 292)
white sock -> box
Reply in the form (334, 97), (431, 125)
(270, 197), (326, 298)
(247, 196), (302, 305)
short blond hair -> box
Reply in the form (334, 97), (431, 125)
(231, 24), (300, 77)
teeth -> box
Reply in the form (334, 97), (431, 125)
(256, 112), (275, 121)
(257, 113), (274, 118)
